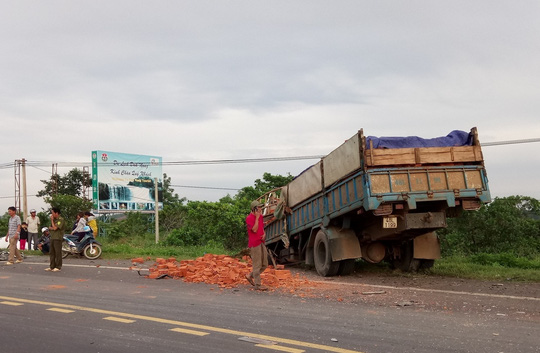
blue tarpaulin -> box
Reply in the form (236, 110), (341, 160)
(366, 130), (472, 149)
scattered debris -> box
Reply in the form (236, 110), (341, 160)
(361, 291), (386, 295)
(331, 338), (339, 342)
(238, 337), (276, 345)
(396, 301), (414, 307)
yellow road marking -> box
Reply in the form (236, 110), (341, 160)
(103, 316), (136, 323)
(255, 344), (305, 353)
(47, 308), (75, 313)
(170, 327), (210, 336)
(0, 295), (363, 353)
(0, 301), (23, 306)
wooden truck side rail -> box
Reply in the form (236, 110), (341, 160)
(363, 127), (484, 167)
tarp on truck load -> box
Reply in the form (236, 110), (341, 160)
(366, 130), (473, 149)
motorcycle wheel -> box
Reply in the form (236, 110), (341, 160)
(83, 244), (102, 260)
(61, 240), (70, 259)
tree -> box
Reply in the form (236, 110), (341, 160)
(164, 200), (246, 250)
(161, 173), (185, 207)
(45, 194), (93, 227)
(164, 173), (295, 251)
(439, 196), (540, 257)
(37, 168), (91, 199)
(235, 172), (294, 202)
(37, 168), (93, 226)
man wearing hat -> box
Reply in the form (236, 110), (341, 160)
(245, 200), (268, 290)
(26, 209), (40, 250)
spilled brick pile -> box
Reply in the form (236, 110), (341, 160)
(131, 253), (316, 292)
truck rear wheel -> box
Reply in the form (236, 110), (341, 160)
(313, 230), (339, 277)
(419, 259), (435, 270)
(392, 240), (420, 272)
(337, 259), (356, 276)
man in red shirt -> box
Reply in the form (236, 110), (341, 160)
(245, 200), (268, 290)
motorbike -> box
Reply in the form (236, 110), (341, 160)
(62, 230), (102, 260)
(0, 244), (26, 261)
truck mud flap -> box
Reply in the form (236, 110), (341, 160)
(326, 227), (362, 261)
(413, 232), (441, 260)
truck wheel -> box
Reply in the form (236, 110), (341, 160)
(337, 259), (356, 276)
(419, 259), (435, 270)
(392, 240), (420, 272)
(313, 230), (339, 277)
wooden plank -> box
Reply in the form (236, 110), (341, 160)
(366, 146), (483, 166)
(365, 148), (416, 166)
(417, 146), (483, 163)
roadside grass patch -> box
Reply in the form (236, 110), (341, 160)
(432, 255), (540, 282)
(98, 235), (228, 261)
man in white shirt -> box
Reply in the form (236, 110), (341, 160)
(26, 209), (40, 250)
(5, 206), (23, 265)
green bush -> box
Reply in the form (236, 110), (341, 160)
(102, 212), (153, 240)
(163, 200), (247, 251)
(165, 226), (201, 247)
(439, 196), (540, 257)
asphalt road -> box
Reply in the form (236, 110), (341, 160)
(0, 256), (538, 353)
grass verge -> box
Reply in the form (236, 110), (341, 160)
(431, 255), (540, 282)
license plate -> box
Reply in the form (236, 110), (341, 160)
(383, 216), (398, 228)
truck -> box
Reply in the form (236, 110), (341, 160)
(257, 127), (491, 276)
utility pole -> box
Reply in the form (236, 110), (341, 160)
(154, 177), (159, 244)
(21, 158), (28, 220)
(82, 166), (90, 200)
(52, 163), (58, 195)
(14, 160), (21, 213)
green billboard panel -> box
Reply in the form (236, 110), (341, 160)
(91, 151), (162, 212)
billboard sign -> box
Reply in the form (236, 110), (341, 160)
(92, 151), (162, 212)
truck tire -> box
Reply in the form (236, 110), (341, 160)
(392, 240), (420, 272)
(337, 259), (356, 276)
(419, 259), (435, 270)
(313, 230), (339, 277)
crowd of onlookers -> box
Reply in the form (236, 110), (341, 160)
(3, 207), (98, 269)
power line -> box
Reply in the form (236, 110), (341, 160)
(482, 137), (540, 147)
(0, 137), (538, 171)
(163, 155), (324, 165)
(170, 184), (240, 191)
(29, 165), (53, 174)
(0, 194), (37, 199)
(1, 137), (539, 201)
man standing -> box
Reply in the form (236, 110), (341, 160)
(245, 201), (268, 291)
(4, 206), (23, 265)
(46, 207), (65, 272)
(26, 209), (40, 250)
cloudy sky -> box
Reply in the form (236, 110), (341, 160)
(1, 1), (539, 214)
